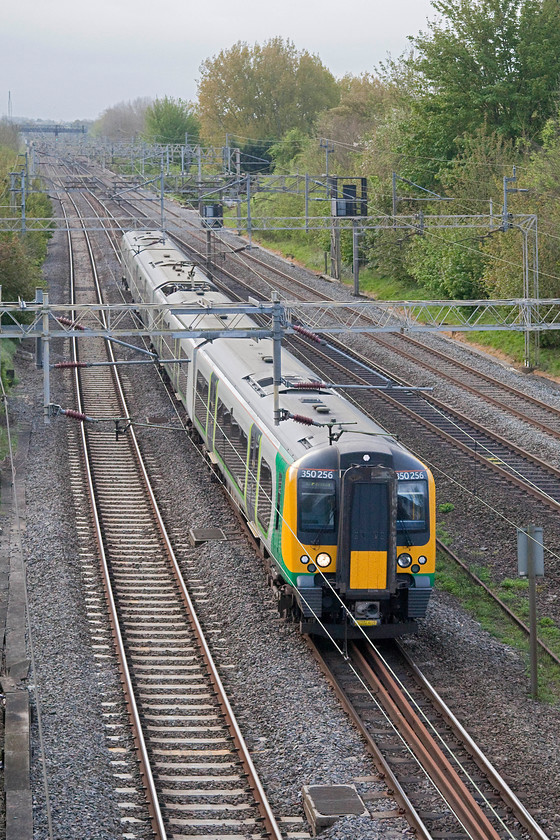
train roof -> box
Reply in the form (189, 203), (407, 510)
(123, 230), (213, 291)
(122, 231), (427, 471)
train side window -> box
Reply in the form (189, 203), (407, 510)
(207, 376), (218, 444)
(257, 458), (273, 531)
(214, 398), (226, 456)
(178, 345), (188, 398)
(274, 472), (284, 530)
(235, 426), (248, 490)
(194, 370), (209, 430)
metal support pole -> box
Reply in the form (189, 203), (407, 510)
(330, 224), (341, 280)
(246, 175), (252, 249)
(527, 524), (539, 700)
(352, 219), (360, 297)
(21, 171), (26, 235)
(392, 171), (397, 227)
(305, 174), (309, 233)
(160, 167), (165, 235)
(272, 294), (283, 426)
(225, 134), (231, 174)
(522, 229), (530, 367)
(42, 292), (51, 423)
(206, 229), (212, 279)
(533, 217), (540, 367)
(35, 288), (43, 368)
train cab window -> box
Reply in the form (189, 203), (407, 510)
(298, 478), (336, 533)
(397, 481), (428, 532)
(257, 458), (273, 531)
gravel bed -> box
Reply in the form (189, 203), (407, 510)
(8, 224), (128, 839)
(9, 189), (560, 839)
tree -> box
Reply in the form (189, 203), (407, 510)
(92, 98), (152, 140)
(0, 236), (41, 302)
(406, 229), (488, 298)
(317, 74), (395, 168)
(143, 97), (200, 145)
(268, 128), (311, 171)
(390, 0), (560, 184)
(0, 119), (20, 152)
(197, 38), (339, 144)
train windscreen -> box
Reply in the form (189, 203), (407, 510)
(298, 478), (336, 533)
(397, 480), (428, 532)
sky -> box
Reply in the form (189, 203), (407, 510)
(2, 0), (437, 123)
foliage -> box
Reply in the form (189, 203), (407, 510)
(389, 0), (560, 185)
(314, 74), (396, 174)
(0, 138), (52, 306)
(0, 120), (20, 152)
(0, 236), (42, 301)
(239, 139), (274, 173)
(197, 38), (339, 145)
(438, 502), (455, 513)
(406, 228), (488, 298)
(144, 97), (200, 145)
(268, 129), (311, 171)
(92, 98), (152, 140)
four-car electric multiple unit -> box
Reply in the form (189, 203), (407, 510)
(121, 231), (436, 638)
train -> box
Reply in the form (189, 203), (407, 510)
(121, 230), (436, 638)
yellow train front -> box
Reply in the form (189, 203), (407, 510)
(278, 439), (435, 638)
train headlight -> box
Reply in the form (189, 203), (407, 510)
(411, 564), (420, 573)
(300, 554), (310, 564)
(418, 555), (428, 565)
(397, 553), (412, 568)
(315, 552), (332, 568)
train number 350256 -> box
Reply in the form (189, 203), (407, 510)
(300, 469), (335, 479)
(396, 470), (426, 480)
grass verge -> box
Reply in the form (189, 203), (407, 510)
(436, 549), (560, 704)
(0, 340), (19, 460)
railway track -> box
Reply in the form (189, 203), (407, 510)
(33, 146), (560, 839)
(53, 177), (286, 840)
(309, 637), (550, 840)
(144, 215), (560, 512)
(287, 334), (560, 510)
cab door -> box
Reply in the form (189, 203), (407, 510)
(336, 465), (397, 597)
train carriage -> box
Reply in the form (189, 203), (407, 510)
(121, 230), (436, 638)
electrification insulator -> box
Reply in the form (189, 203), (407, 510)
(293, 381), (327, 390)
(57, 316), (86, 330)
(290, 414), (317, 426)
(53, 361), (88, 369)
(62, 408), (93, 422)
(292, 324), (322, 343)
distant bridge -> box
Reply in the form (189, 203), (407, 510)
(16, 124), (88, 136)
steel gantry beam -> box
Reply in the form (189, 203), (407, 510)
(1, 295), (559, 425)
(0, 298), (558, 341)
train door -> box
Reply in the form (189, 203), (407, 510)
(246, 426), (261, 523)
(336, 465), (397, 597)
